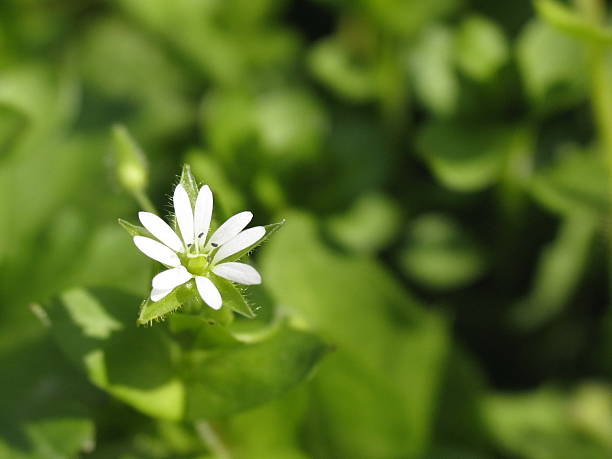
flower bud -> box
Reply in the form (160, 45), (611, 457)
(111, 124), (148, 194)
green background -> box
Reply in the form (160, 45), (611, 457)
(0, 0), (610, 458)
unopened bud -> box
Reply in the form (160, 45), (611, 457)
(112, 124), (148, 193)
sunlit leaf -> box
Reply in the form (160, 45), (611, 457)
(517, 19), (586, 109)
(416, 121), (516, 191)
(398, 213), (486, 290)
(409, 25), (458, 116)
(261, 212), (448, 458)
(44, 287), (328, 421)
(455, 15), (508, 81)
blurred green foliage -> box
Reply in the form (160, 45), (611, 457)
(0, 0), (610, 458)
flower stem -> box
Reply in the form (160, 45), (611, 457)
(195, 421), (232, 459)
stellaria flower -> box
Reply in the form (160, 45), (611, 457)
(132, 182), (265, 310)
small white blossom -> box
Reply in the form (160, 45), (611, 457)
(132, 183), (264, 309)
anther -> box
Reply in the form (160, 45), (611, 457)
(211, 242), (218, 248)
(198, 232), (204, 238)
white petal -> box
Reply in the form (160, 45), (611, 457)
(152, 266), (192, 290)
(138, 211), (183, 252)
(150, 287), (172, 302)
(133, 236), (181, 267)
(207, 211), (253, 249)
(195, 276), (222, 310)
(213, 262), (262, 285)
(213, 226), (265, 263)
(194, 185), (213, 245)
(173, 184), (194, 246)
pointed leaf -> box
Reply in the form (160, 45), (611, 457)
(213, 276), (256, 318)
(183, 321), (329, 419)
(118, 218), (151, 238)
(43, 288), (184, 421)
(221, 220), (285, 263)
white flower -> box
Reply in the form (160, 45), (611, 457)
(132, 183), (265, 309)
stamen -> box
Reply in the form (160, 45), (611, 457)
(211, 242), (218, 248)
(198, 232), (205, 239)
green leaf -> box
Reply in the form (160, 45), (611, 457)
(416, 121), (516, 191)
(254, 89), (326, 160)
(398, 213), (486, 290)
(409, 25), (458, 116)
(326, 192), (401, 254)
(512, 213), (598, 329)
(118, 218), (151, 238)
(213, 276), (256, 318)
(44, 287), (328, 421)
(364, 0), (459, 37)
(0, 333), (96, 459)
(183, 321), (329, 419)
(44, 287), (185, 421)
(308, 38), (377, 102)
(0, 103), (29, 155)
(454, 15), (508, 81)
(168, 314), (240, 349)
(216, 388), (310, 459)
(484, 385), (612, 458)
(535, 0), (612, 44)
(517, 19), (586, 109)
(221, 219), (285, 263)
(530, 146), (609, 217)
(260, 212), (449, 458)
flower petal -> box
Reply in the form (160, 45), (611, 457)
(133, 236), (181, 267)
(152, 266), (192, 290)
(213, 226), (265, 263)
(212, 262), (262, 285)
(173, 183), (194, 246)
(138, 211), (183, 252)
(150, 287), (173, 302)
(194, 185), (213, 246)
(207, 211), (253, 249)
(195, 276), (222, 310)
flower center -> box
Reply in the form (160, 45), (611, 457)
(185, 254), (209, 276)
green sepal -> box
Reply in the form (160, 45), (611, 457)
(221, 219), (285, 263)
(118, 218), (151, 238)
(179, 164), (199, 204)
(137, 279), (234, 326)
(137, 281), (194, 325)
(213, 275), (256, 318)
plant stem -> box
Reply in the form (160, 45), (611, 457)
(574, 0), (612, 296)
(195, 421), (232, 459)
